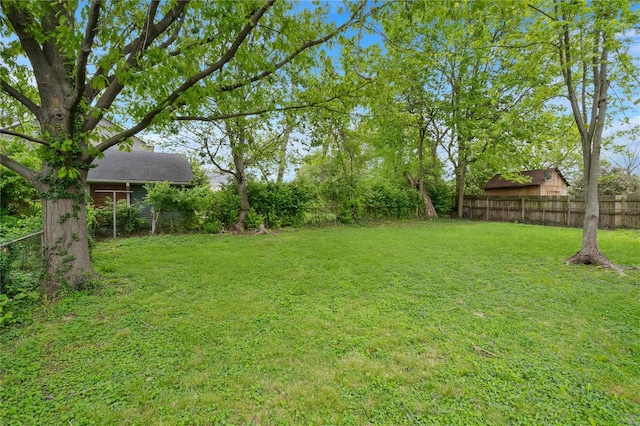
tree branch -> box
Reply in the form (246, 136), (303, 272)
(526, 3), (558, 22)
(0, 128), (49, 146)
(159, 12), (185, 50)
(176, 81), (371, 122)
(217, 2), (364, 94)
(559, 16), (588, 142)
(0, 152), (40, 187)
(134, 1), (161, 56)
(168, 31), (220, 57)
(1, 1), (49, 84)
(0, 78), (41, 118)
(85, 0), (276, 159)
(204, 136), (237, 178)
(82, 1), (188, 132)
(70, 0), (102, 119)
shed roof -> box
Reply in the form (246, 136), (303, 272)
(87, 150), (193, 185)
(483, 168), (569, 190)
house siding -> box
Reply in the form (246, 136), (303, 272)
(131, 184), (152, 223)
(89, 183), (128, 207)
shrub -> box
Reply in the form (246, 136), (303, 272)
(204, 186), (240, 228)
(0, 233), (43, 327)
(247, 181), (316, 228)
(312, 177), (453, 222)
(0, 214), (42, 241)
(428, 180), (455, 216)
(205, 181), (316, 230)
(319, 177), (363, 224)
(245, 208), (265, 230)
(144, 182), (209, 233)
(365, 182), (421, 220)
(87, 199), (145, 237)
(202, 218), (223, 234)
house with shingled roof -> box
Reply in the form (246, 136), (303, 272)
(87, 149), (194, 222)
(483, 168), (569, 197)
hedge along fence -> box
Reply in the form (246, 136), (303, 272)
(0, 231), (44, 326)
(463, 195), (640, 229)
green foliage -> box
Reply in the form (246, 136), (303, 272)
(318, 176), (363, 224)
(570, 165), (640, 196)
(0, 168), (39, 217)
(202, 218), (223, 234)
(205, 186), (240, 228)
(428, 180), (456, 216)
(1, 223), (638, 423)
(310, 176), (449, 222)
(363, 182), (421, 220)
(87, 199), (145, 237)
(189, 159), (211, 189)
(245, 208), (265, 230)
(0, 233), (43, 327)
(206, 181), (316, 230)
(0, 141), (41, 219)
(246, 181), (316, 228)
(0, 211), (44, 324)
(144, 182), (209, 232)
(0, 215), (42, 242)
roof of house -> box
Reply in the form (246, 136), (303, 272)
(483, 168), (569, 190)
(87, 150), (194, 185)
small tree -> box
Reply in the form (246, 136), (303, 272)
(529, 0), (638, 268)
(144, 182), (207, 234)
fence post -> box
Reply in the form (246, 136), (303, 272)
(616, 195), (626, 228)
(622, 196), (627, 227)
(486, 196), (490, 221)
(567, 195), (571, 226)
(521, 196), (525, 222)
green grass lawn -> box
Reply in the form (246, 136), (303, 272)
(1, 221), (639, 425)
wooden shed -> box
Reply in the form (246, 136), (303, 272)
(483, 168), (569, 196)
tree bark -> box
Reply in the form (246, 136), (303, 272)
(566, 135), (615, 269)
(556, 15), (617, 270)
(231, 128), (250, 231)
(40, 181), (95, 295)
(234, 176), (250, 231)
(405, 172), (437, 219)
(455, 162), (466, 218)
(417, 128), (437, 219)
(276, 126), (290, 184)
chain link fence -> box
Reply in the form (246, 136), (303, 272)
(0, 231), (44, 326)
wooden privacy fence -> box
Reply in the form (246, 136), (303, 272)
(463, 195), (640, 229)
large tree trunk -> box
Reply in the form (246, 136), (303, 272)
(40, 181), (95, 295)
